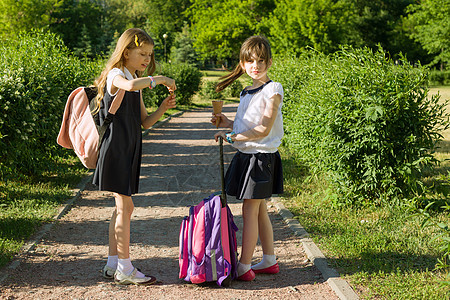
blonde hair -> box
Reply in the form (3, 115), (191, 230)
(93, 28), (155, 113)
(216, 35), (272, 93)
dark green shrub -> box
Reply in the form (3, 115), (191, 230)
(224, 80), (243, 98)
(271, 47), (449, 206)
(201, 80), (223, 100)
(0, 30), (102, 178)
(144, 62), (203, 106)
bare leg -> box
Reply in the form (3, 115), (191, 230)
(257, 199), (274, 255)
(240, 199), (263, 265)
(108, 209), (118, 256)
(114, 193), (134, 259)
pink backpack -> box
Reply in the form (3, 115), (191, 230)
(179, 193), (238, 287)
(57, 87), (124, 169)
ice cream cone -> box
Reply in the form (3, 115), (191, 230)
(212, 100), (223, 128)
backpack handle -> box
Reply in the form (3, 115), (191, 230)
(219, 136), (227, 207)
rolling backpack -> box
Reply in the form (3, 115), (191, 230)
(56, 87), (125, 169)
(179, 138), (238, 287)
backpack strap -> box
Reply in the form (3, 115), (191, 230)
(87, 88), (126, 151)
(108, 89), (125, 114)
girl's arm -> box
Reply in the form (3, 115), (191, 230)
(140, 93), (176, 129)
(214, 94), (282, 142)
(111, 75), (176, 94)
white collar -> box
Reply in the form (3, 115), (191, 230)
(123, 67), (137, 81)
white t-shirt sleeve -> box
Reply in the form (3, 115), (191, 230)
(268, 82), (284, 99)
(106, 68), (125, 96)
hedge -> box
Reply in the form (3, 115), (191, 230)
(0, 30), (102, 179)
(271, 47), (449, 206)
(143, 62), (203, 106)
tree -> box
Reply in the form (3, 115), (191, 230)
(187, 0), (274, 62)
(407, 0), (450, 69)
(265, 0), (361, 54)
(0, 0), (63, 38)
(171, 23), (200, 67)
(50, 0), (112, 57)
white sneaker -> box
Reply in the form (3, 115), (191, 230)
(102, 265), (116, 279)
(114, 268), (156, 285)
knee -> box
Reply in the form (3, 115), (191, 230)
(114, 194), (134, 217)
(242, 199), (263, 219)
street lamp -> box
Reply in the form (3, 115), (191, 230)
(163, 33), (168, 62)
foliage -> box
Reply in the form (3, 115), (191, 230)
(0, 0), (63, 37)
(141, 0), (192, 60)
(429, 70), (450, 86)
(224, 80), (243, 98)
(187, 0), (274, 61)
(0, 0), (442, 68)
(0, 30), (102, 179)
(271, 47), (450, 205)
(171, 23), (200, 67)
(281, 146), (450, 298)
(407, 0), (450, 69)
(50, 0), (114, 58)
(265, 0), (361, 54)
(201, 81), (223, 100)
(144, 62), (203, 106)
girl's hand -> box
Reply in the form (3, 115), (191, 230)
(160, 93), (176, 111)
(163, 76), (176, 92)
(214, 131), (227, 142)
(211, 113), (232, 128)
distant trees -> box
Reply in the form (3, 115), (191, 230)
(0, 0), (448, 69)
(407, 0), (450, 70)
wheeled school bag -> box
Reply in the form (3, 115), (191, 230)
(57, 87), (125, 169)
(179, 138), (238, 287)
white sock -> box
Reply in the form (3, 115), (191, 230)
(237, 262), (251, 277)
(117, 258), (146, 278)
(106, 255), (118, 269)
(252, 254), (276, 270)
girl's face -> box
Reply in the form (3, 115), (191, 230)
(123, 43), (154, 74)
(241, 54), (272, 83)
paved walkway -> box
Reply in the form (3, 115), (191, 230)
(0, 104), (340, 299)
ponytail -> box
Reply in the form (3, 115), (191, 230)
(215, 63), (244, 93)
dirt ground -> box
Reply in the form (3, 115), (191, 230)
(0, 104), (338, 299)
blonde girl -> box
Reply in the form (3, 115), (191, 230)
(211, 35), (283, 281)
(93, 28), (176, 285)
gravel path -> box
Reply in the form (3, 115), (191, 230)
(0, 104), (338, 299)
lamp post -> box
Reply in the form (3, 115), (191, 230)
(163, 33), (168, 62)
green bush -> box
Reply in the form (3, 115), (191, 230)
(224, 80), (243, 98)
(0, 30), (102, 179)
(271, 47), (449, 206)
(144, 62), (203, 106)
(201, 80), (223, 100)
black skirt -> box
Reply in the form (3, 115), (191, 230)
(225, 151), (283, 200)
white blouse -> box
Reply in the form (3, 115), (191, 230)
(232, 81), (284, 154)
(106, 67), (138, 96)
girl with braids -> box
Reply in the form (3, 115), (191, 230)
(93, 28), (176, 285)
(211, 35), (284, 281)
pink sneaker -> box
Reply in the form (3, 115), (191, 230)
(252, 262), (279, 274)
(237, 269), (256, 281)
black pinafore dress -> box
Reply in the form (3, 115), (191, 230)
(93, 89), (142, 196)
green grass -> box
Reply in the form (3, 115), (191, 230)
(0, 157), (87, 267)
(279, 145), (450, 299)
